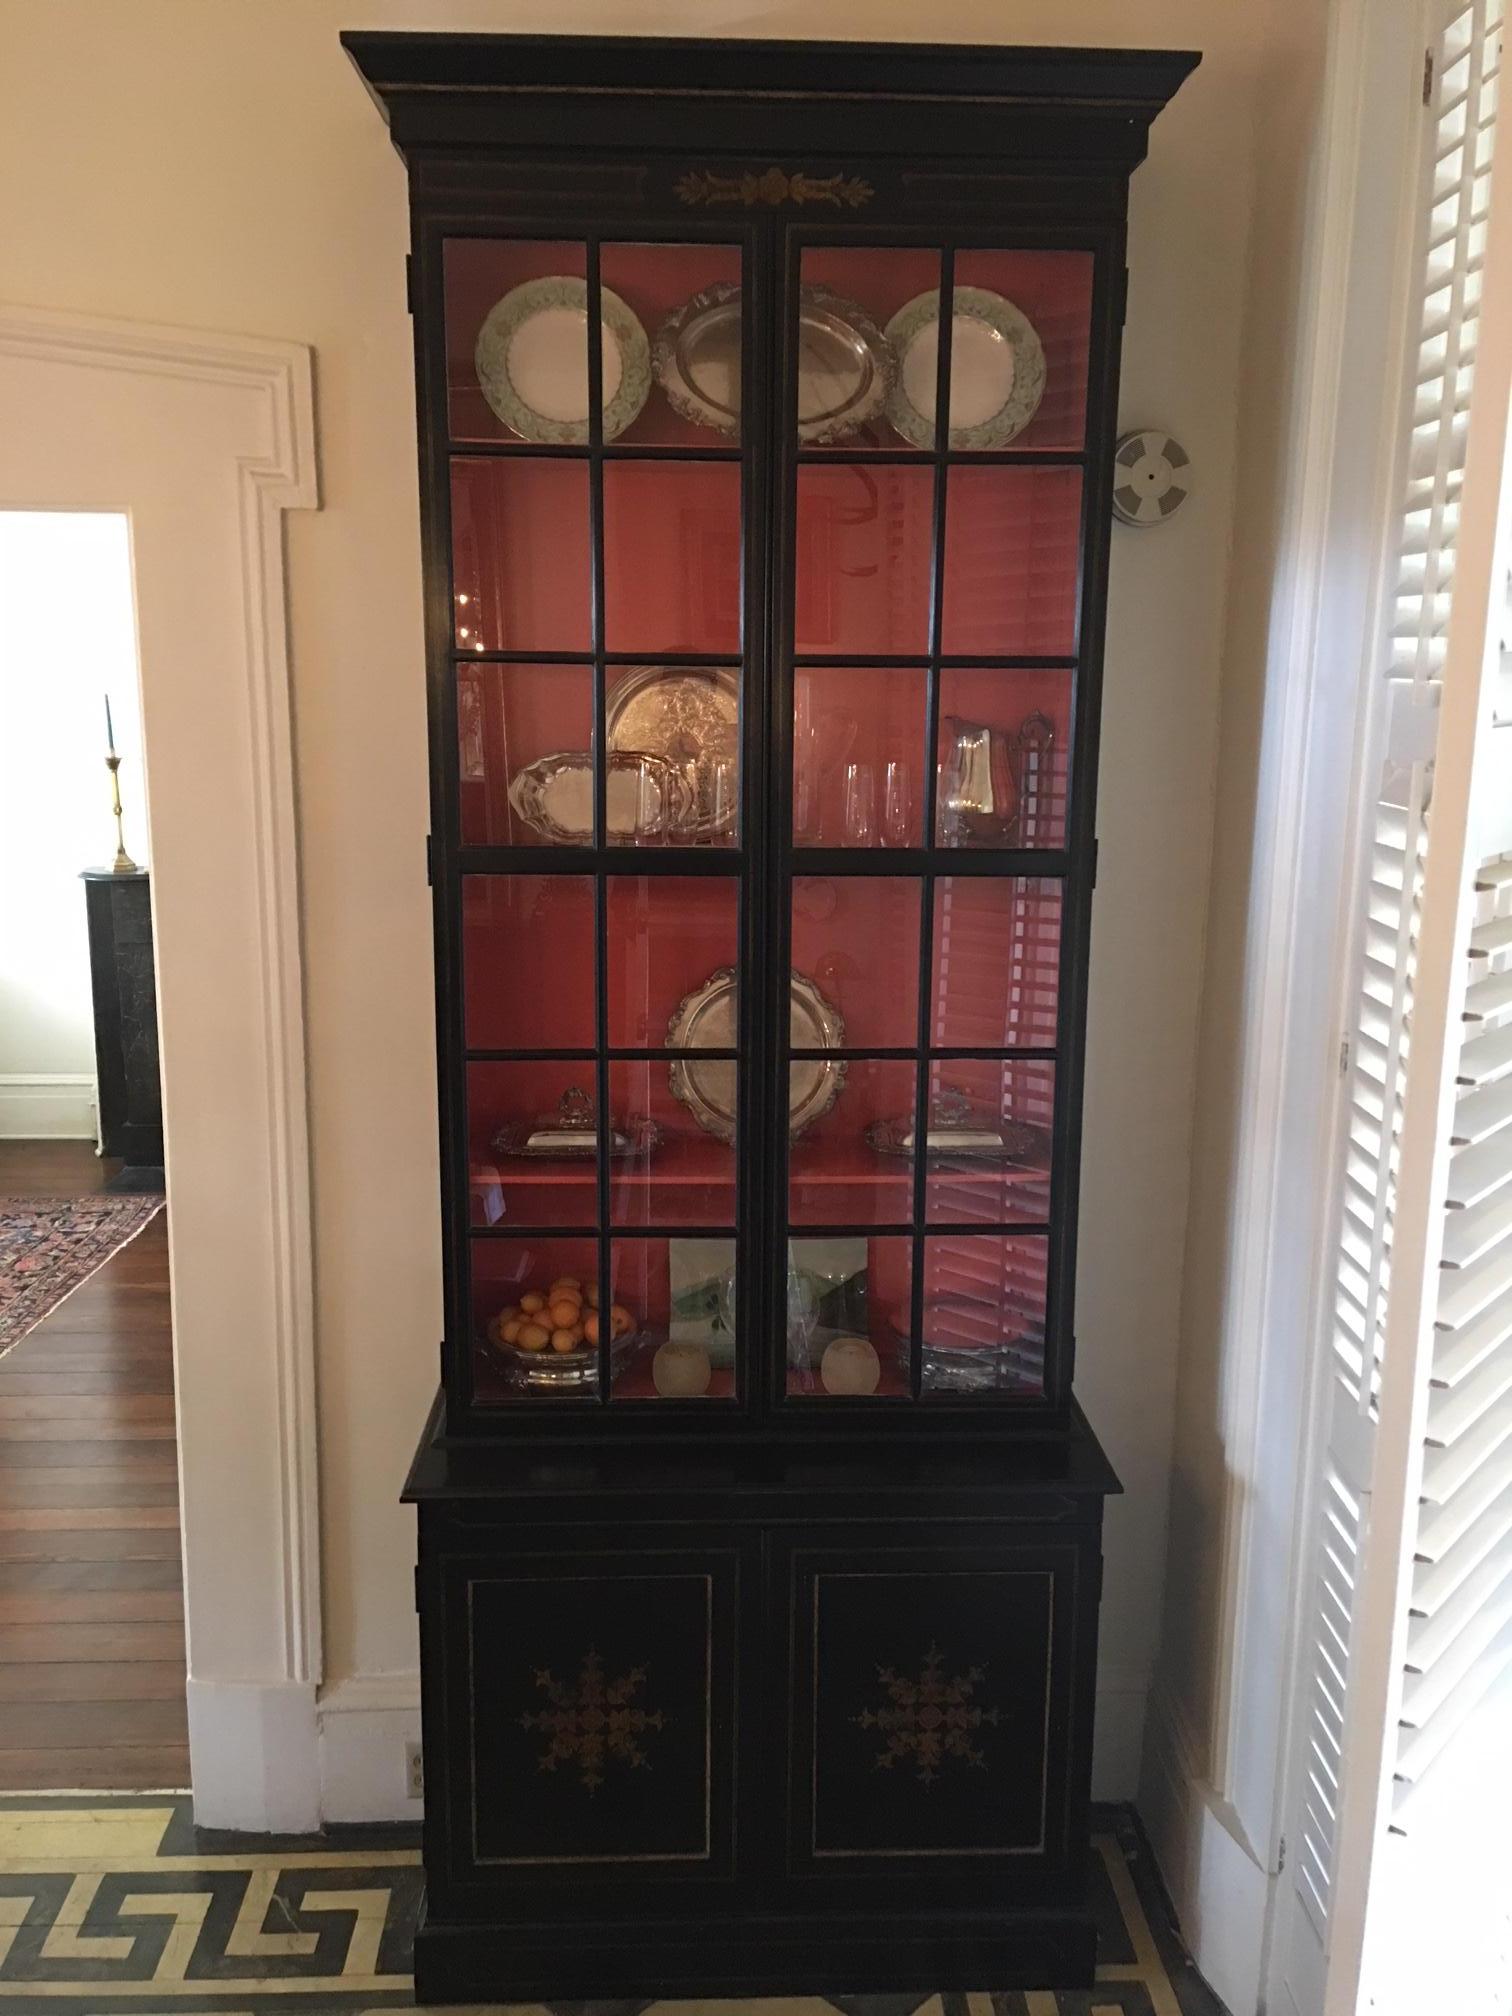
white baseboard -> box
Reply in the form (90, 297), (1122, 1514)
(0, 1074), (96, 1140)
(314, 1668), (1150, 1825)
(318, 1673), (422, 1824)
(185, 1677), (320, 1833)
(1139, 1678), (1271, 2015)
(1094, 1665), (1151, 1802)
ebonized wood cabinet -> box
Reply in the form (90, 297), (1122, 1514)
(81, 868), (162, 1167)
(344, 32), (1196, 2000)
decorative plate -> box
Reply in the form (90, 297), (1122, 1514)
(475, 277), (651, 445)
(605, 665), (740, 840)
(883, 286), (1046, 450)
(652, 283), (892, 444)
(667, 969), (846, 1142)
(508, 749), (692, 845)
(1112, 428), (1191, 526)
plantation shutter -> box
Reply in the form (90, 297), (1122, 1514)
(1275, 5), (1510, 2012)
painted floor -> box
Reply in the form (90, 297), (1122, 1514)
(0, 1794), (1223, 2015)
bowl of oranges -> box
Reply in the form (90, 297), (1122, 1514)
(485, 1274), (640, 1391)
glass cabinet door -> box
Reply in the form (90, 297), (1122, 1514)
(780, 241), (1091, 1406)
(445, 235), (750, 1412)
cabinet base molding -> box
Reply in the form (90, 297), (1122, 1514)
(413, 1906), (1098, 2002)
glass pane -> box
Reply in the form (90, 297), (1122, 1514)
(789, 1058), (914, 1228)
(467, 1061), (599, 1229)
(953, 249), (1093, 453)
(605, 662), (740, 850)
(463, 874), (596, 1051)
(797, 246), (941, 451)
(785, 1235), (911, 1397)
(931, 877), (1063, 1049)
(919, 1233), (1047, 1398)
(600, 241), (744, 448)
(471, 1234), (599, 1405)
(608, 1061), (736, 1230)
(792, 667), (926, 848)
(923, 1059), (1054, 1225)
(608, 1238), (737, 1401)
(602, 462), (741, 656)
(457, 662), (594, 847)
(444, 239), (588, 445)
(935, 670), (1070, 851)
(940, 466), (1082, 658)
(790, 876), (921, 1049)
(794, 465), (934, 657)
(451, 458), (591, 653)
(606, 875), (739, 1050)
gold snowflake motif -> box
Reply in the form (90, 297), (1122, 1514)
(674, 166), (874, 209)
(855, 1642), (1001, 1786)
(519, 1647), (664, 1793)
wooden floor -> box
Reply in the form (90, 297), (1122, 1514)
(0, 1141), (186, 1790)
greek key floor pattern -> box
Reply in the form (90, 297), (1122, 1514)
(0, 1797), (1223, 2016)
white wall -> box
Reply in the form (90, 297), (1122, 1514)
(0, 510), (145, 1138)
(0, 0), (1321, 1820)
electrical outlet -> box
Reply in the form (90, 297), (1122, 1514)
(405, 1742), (424, 1800)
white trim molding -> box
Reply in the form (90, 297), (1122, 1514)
(0, 304), (320, 1830)
(318, 1675), (423, 1824)
(0, 1073), (97, 1140)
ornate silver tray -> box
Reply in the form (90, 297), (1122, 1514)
(668, 968), (846, 1142)
(884, 286), (1046, 450)
(605, 665), (740, 840)
(866, 1088), (1050, 1163)
(475, 276), (650, 445)
(652, 282), (893, 444)
(491, 1086), (662, 1161)
(508, 749), (692, 845)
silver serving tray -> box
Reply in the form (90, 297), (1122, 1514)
(865, 1115), (1050, 1162)
(507, 749), (692, 845)
(667, 968), (845, 1142)
(605, 665), (740, 840)
(652, 282), (893, 445)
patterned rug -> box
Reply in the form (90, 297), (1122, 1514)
(0, 1194), (164, 1355)
(0, 1795), (1223, 2015)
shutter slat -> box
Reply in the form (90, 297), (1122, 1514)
(1440, 1181), (1512, 1262)
(1400, 1593), (1512, 1725)
(1427, 1334), (1512, 1443)
(1411, 1482), (1512, 1610)
(1455, 1020), (1512, 1087)
(1405, 1535), (1512, 1669)
(1449, 1073), (1512, 1145)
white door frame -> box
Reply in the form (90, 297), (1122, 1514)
(0, 305), (322, 1829)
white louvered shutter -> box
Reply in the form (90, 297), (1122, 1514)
(1275, 6), (1512, 2013)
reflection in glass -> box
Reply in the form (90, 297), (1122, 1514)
(608, 1062), (736, 1231)
(934, 671), (1070, 851)
(919, 1233), (1047, 1397)
(603, 242), (743, 448)
(451, 458), (592, 654)
(922, 1059), (1054, 1225)
(608, 1238), (737, 1400)
(467, 1063), (600, 1229)
(954, 248), (1093, 453)
(607, 876), (739, 1050)
(792, 667), (927, 848)
(930, 877), (1062, 1051)
(790, 876), (921, 1049)
(940, 465), (1082, 657)
(456, 663), (594, 848)
(785, 1236), (911, 1398)
(602, 462), (741, 655)
(795, 465), (934, 656)
(791, 1059), (914, 1228)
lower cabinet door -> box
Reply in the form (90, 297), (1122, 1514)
(773, 1525), (1095, 1903)
(429, 1531), (753, 1913)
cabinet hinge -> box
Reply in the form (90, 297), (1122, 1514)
(1423, 46), (1435, 106)
(405, 252), (416, 315)
(1277, 1832), (1288, 1874)
(1339, 1033), (1351, 1078)
(425, 833), (433, 887)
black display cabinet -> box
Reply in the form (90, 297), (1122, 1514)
(344, 33), (1196, 2001)
(81, 868), (162, 1169)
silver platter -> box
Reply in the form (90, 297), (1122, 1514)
(507, 749), (692, 845)
(652, 282), (893, 445)
(668, 968), (845, 1142)
(605, 664), (740, 840)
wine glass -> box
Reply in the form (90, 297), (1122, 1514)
(883, 759), (914, 847)
(843, 761), (876, 846)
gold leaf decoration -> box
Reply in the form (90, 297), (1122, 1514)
(520, 1646), (665, 1792)
(855, 1642), (1001, 1786)
(675, 166), (875, 209)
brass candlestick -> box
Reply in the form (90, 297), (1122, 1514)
(103, 694), (139, 875)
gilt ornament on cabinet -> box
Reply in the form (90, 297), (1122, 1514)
(520, 1648), (666, 1792)
(856, 1642), (1002, 1785)
(674, 165), (875, 208)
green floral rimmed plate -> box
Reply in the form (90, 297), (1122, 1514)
(883, 286), (1047, 450)
(474, 276), (651, 444)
